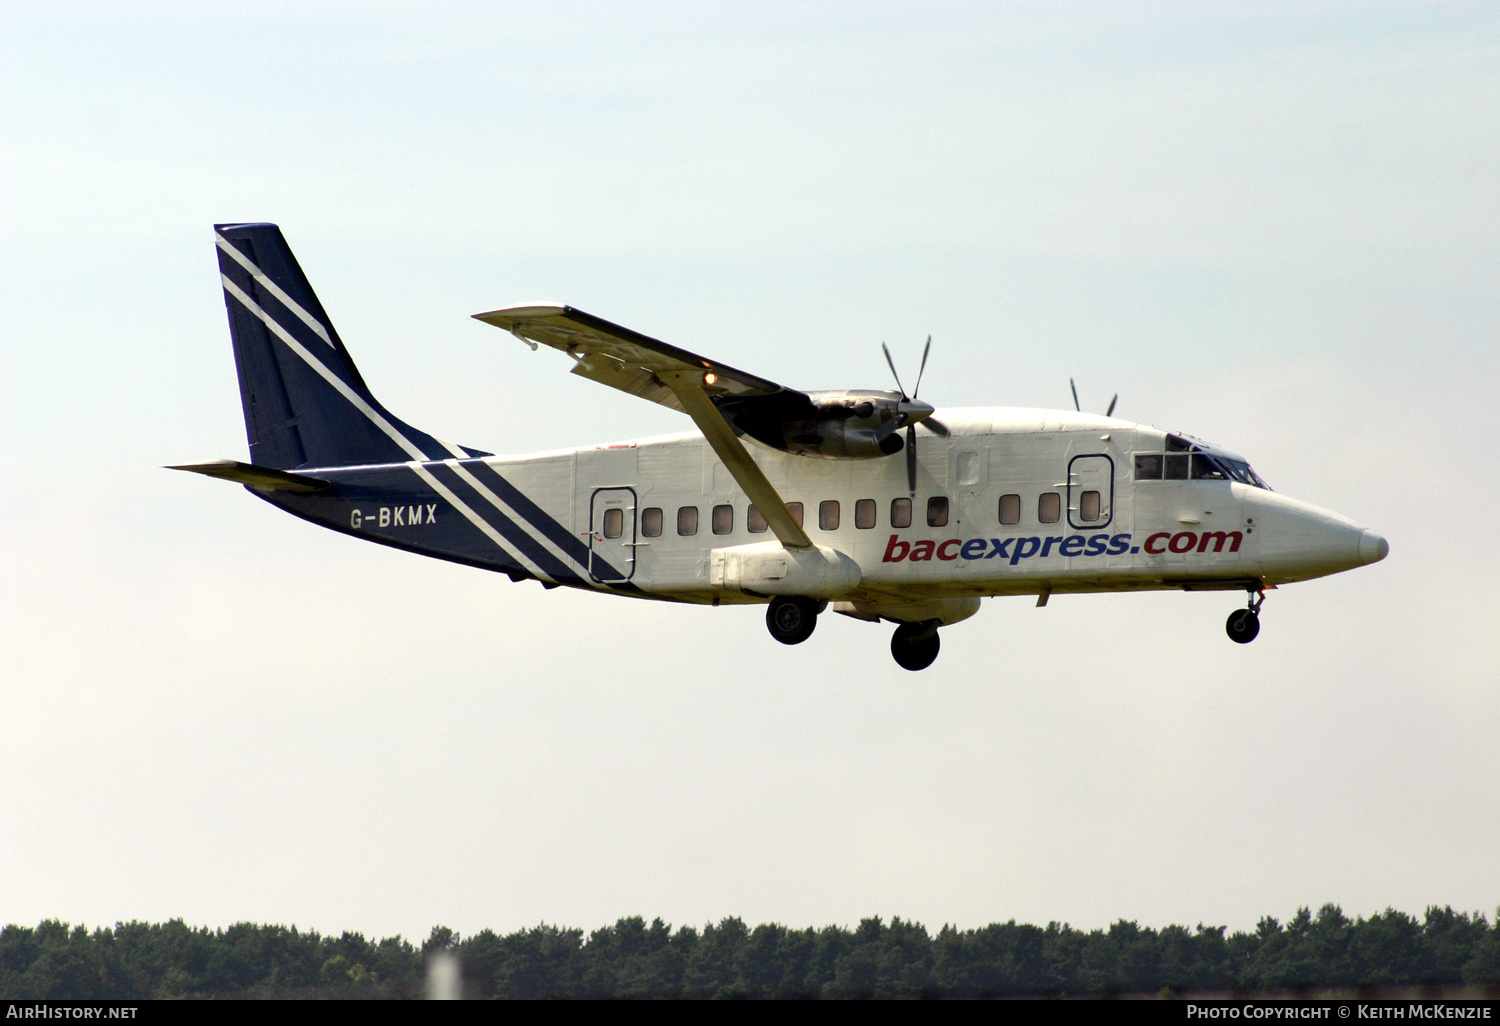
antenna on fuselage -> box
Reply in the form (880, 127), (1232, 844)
(1070, 378), (1118, 418)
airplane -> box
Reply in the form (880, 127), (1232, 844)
(173, 223), (1389, 671)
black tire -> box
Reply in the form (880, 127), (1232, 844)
(891, 622), (941, 671)
(767, 596), (819, 645)
(1226, 609), (1260, 644)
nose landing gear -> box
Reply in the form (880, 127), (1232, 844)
(891, 620), (942, 671)
(766, 596), (824, 645)
(1226, 588), (1265, 644)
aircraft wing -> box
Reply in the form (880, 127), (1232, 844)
(473, 303), (813, 550)
(472, 304), (791, 414)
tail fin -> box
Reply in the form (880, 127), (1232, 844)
(214, 223), (485, 469)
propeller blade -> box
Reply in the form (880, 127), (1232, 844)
(913, 334), (932, 399)
(1106, 394), (1118, 417)
(882, 342), (908, 400)
(1070, 378), (1080, 412)
(921, 416), (950, 437)
(906, 425), (917, 495)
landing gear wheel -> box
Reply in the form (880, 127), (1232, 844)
(1226, 609), (1260, 644)
(891, 621), (941, 671)
(767, 596), (820, 645)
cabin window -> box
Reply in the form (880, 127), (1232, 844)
(677, 506), (699, 536)
(890, 497), (912, 528)
(602, 507), (624, 539)
(927, 496), (949, 527)
(819, 500), (840, 531)
(641, 507), (663, 537)
(854, 498), (876, 529)
(1038, 492), (1061, 523)
(1191, 453), (1227, 480)
(1164, 453), (1189, 480)
(998, 493), (1021, 525)
(1079, 490), (1101, 522)
(712, 504), (734, 535)
(1134, 454), (1163, 480)
(747, 504), (767, 533)
(786, 501), (805, 528)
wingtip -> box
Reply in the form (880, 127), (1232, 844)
(472, 303), (570, 324)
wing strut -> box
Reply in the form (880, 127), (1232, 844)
(660, 371), (812, 552)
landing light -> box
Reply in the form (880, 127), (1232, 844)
(703, 372), (718, 385)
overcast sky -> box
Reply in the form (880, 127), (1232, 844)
(2, 1), (1498, 943)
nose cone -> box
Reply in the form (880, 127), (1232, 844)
(1244, 490), (1387, 583)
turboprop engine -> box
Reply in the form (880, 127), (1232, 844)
(714, 388), (935, 460)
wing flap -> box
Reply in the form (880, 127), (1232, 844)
(569, 354), (685, 413)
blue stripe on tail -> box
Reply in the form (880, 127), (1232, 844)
(215, 223), (490, 470)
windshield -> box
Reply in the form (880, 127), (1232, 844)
(1216, 457), (1269, 489)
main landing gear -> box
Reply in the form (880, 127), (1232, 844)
(766, 596), (824, 645)
(765, 598), (945, 671)
(890, 620), (941, 671)
(1226, 588), (1266, 644)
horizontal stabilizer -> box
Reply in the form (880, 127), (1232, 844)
(167, 459), (330, 493)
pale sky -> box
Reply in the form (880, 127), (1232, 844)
(2, 1), (1498, 942)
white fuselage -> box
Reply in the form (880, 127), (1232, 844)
(480, 407), (1385, 623)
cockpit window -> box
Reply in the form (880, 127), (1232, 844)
(1136, 449), (1270, 489)
(1218, 458), (1269, 489)
(1191, 454), (1226, 480)
(1134, 450), (1266, 489)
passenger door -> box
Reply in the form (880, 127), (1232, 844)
(1067, 454), (1114, 530)
(589, 487), (637, 582)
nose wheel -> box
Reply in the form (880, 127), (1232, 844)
(766, 596), (822, 645)
(1226, 588), (1265, 644)
(891, 620), (941, 671)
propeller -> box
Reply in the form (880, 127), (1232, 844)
(1070, 377), (1118, 418)
(883, 336), (947, 495)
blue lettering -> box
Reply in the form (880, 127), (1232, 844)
(1059, 535), (1085, 557)
(960, 539), (988, 560)
(987, 538), (1013, 560)
(1084, 535), (1108, 556)
(1010, 537), (1041, 565)
(1040, 536), (1065, 557)
(1108, 534), (1132, 555)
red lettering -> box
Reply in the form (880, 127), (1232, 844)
(1169, 532), (1197, 553)
(936, 540), (960, 561)
(883, 535), (910, 562)
(1197, 531), (1243, 553)
(1144, 532), (1170, 554)
(910, 540), (936, 562)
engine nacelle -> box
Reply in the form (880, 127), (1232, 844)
(714, 389), (923, 460)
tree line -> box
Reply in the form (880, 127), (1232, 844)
(3, 905), (1498, 999)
